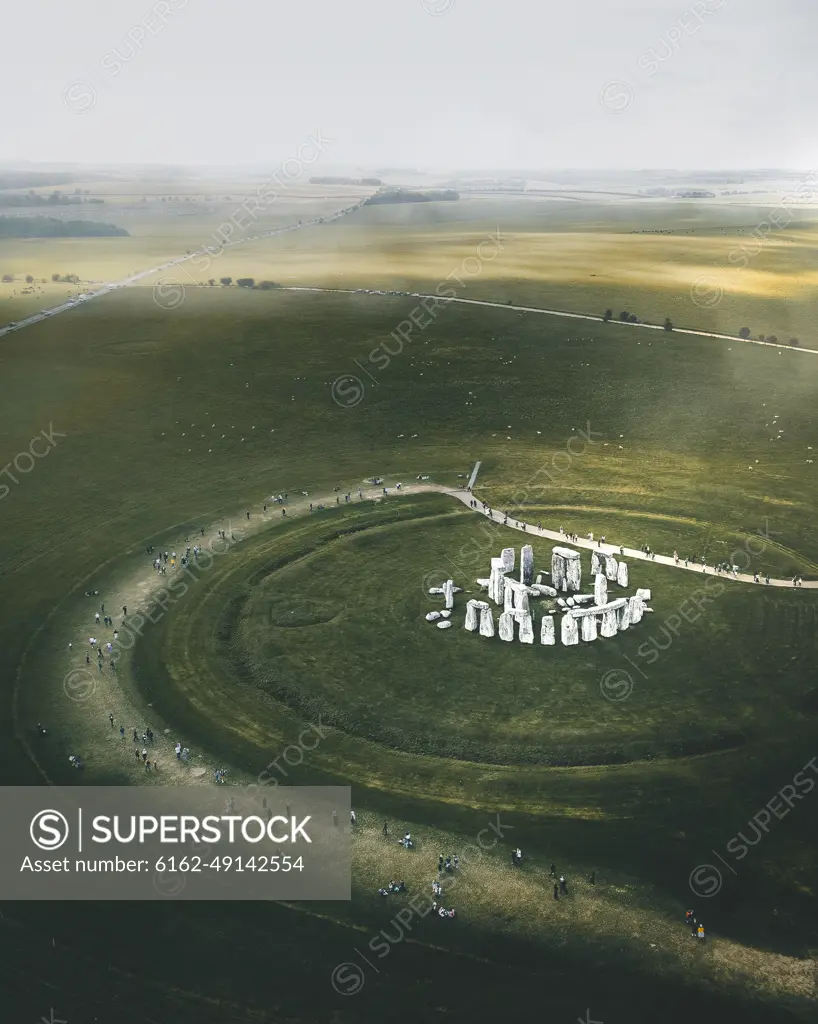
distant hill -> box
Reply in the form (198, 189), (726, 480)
(309, 176), (383, 186)
(0, 216), (128, 238)
(364, 189), (460, 205)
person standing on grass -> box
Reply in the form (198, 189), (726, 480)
(382, 821), (389, 838)
(109, 713), (114, 728)
(119, 726), (125, 739)
(553, 884), (559, 900)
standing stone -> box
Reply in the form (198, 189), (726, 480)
(591, 550), (603, 575)
(618, 601), (631, 631)
(565, 550), (581, 592)
(479, 606), (495, 637)
(604, 555), (619, 582)
(515, 590), (530, 615)
(600, 608), (618, 638)
(501, 547), (515, 572)
(629, 594), (644, 624)
(504, 582), (515, 614)
(518, 611), (534, 644)
(499, 611), (515, 642)
(594, 573), (608, 607)
(581, 615), (598, 642)
(465, 601), (479, 631)
(540, 615), (556, 645)
(476, 577), (491, 591)
(552, 546), (581, 592)
(561, 613), (579, 646)
(444, 579), (455, 610)
(616, 561), (629, 588)
(520, 545), (534, 585)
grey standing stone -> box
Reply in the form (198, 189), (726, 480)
(581, 615), (598, 642)
(618, 601), (631, 630)
(464, 601), (479, 631)
(479, 606), (496, 637)
(518, 611), (534, 644)
(600, 608), (618, 638)
(444, 580), (455, 610)
(501, 547), (515, 572)
(520, 545), (534, 585)
(499, 611), (515, 642)
(591, 550), (603, 575)
(604, 555), (619, 582)
(616, 561), (629, 588)
(540, 614), (556, 645)
(594, 573), (608, 607)
(504, 582), (515, 614)
(561, 613), (579, 646)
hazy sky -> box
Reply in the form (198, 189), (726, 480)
(5, 0), (817, 170)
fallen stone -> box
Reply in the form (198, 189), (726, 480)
(425, 611), (441, 621)
(428, 587), (444, 595)
(531, 584), (558, 598)
(636, 588), (651, 601)
(440, 609), (451, 619)
(566, 597), (575, 607)
(437, 620), (453, 629)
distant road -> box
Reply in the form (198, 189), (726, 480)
(2, 211), (816, 357)
(0, 201), (366, 340)
(282, 286), (818, 356)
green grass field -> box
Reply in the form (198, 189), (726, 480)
(2, 191), (817, 1024)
